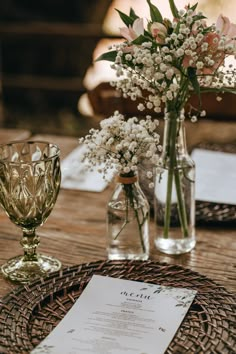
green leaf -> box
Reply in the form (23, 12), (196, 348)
(173, 19), (180, 34)
(116, 9), (134, 27)
(169, 0), (180, 19)
(129, 8), (139, 21)
(144, 28), (153, 38)
(193, 15), (207, 21)
(187, 67), (201, 106)
(191, 3), (198, 12)
(147, 0), (163, 23)
(95, 50), (118, 62)
(132, 35), (151, 45)
(187, 67), (200, 93)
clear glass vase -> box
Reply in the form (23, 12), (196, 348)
(107, 174), (150, 260)
(154, 110), (196, 254)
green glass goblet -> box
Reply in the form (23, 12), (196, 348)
(0, 140), (62, 283)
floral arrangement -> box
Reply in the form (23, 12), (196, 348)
(98, 0), (236, 118)
(94, 0), (236, 242)
(80, 112), (160, 254)
(79, 111), (160, 182)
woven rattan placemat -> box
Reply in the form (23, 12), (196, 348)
(0, 260), (235, 354)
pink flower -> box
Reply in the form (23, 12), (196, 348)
(120, 18), (144, 42)
(204, 32), (220, 50)
(182, 55), (193, 69)
(183, 32), (225, 74)
(216, 14), (236, 46)
(216, 15), (236, 36)
(201, 33), (225, 74)
(150, 22), (167, 44)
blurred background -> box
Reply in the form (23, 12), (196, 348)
(0, 0), (235, 138)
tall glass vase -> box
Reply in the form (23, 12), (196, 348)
(107, 173), (150, 260)
(154, 110), (196, 254)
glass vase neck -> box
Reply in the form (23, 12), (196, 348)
(117, 174), (138, 184)
(163, 110), (188, 157)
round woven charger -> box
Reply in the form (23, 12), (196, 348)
(0, 260), (235, 354)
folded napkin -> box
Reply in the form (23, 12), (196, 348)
(61, 144), (114, 192)
(191, 148), (236, 205)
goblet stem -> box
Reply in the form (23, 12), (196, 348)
(20, 228), (40, 262)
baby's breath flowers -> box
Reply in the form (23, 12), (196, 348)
(79, 111), (161, 181)
(79, 112), (161, 253)
(98, 0), (236, 118)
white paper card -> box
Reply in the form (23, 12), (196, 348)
(31, 275), (197, 354)
(61, 144), (114, 192)
(191, 149), (236, 205)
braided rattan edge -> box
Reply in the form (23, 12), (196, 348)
(0, 260), (235, 354)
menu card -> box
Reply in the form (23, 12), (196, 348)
(61, 144), (114, 192)
(191, 148), (236, 205)
(31, 275), (197, 354)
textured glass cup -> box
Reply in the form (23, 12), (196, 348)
(0, 141), (61, 283)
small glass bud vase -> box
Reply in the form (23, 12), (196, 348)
(107, 173), (150, 260)
(154, 110), (196, 255)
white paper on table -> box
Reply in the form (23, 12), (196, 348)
(191, 148), (236, 205)
(31, 275), (197, 354)
(61, 144), (114, 192)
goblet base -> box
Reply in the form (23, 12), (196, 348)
(1, 253), (61, 284)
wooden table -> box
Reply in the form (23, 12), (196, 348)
(0, 128), (31, 144)
(0, 132), (235, 298)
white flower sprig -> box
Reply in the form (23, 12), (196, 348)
(79, 111), (161, 180)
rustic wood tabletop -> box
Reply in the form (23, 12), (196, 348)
(0, 129), (235, 298)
